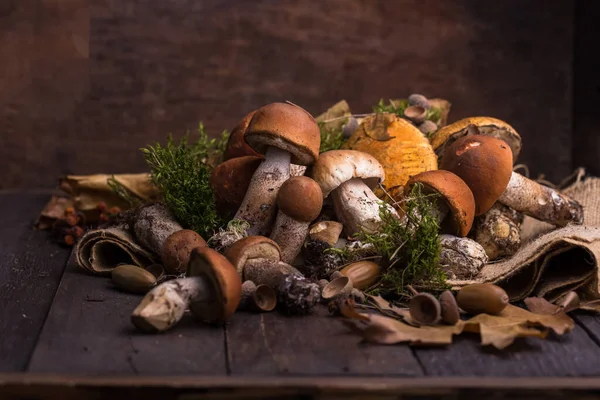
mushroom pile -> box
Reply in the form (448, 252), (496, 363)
(126, 97), (584, 333)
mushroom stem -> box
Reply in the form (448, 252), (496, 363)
(331, 178), (398, 235)
(131, 277), (209, 332)
(133, 203), (183, 255)
(438, 234), (488, 280)
(270, 213), (310, 264)
(243, 258), (302, 287)
(234, 146), (292, 236)
(472, 202), (522, 260)
(498, 172), (583, 226)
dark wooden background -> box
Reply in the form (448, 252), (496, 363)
(0, 0), (597, 189)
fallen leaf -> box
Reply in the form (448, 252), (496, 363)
(461, 312), (547, 349)
(519, 300), (575, 335)
(363, 113), (396, 141)
(367, 295), (411, 319)
(524, 297), (561, 315)
(35, 195), (74, 230)
(315, 100), (352, 131)
(578, 299), (600, 312)
(339, 298), (369, 321)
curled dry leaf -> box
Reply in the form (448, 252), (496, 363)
(342, 300), (574, 350)
(363, 113), (397, 141)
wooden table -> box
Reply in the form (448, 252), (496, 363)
(3, 191), (600, 399)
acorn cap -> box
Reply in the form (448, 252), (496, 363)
(405, 170), (476, 237)
(310, 149), (385, 197)
(430, 116), (522, 163)
(186, 247), (242, 323)
(277, 176), (323, 222)
(245, 102), (321, 166)
(210, 155), (263, 218)
(223, 236), (282, 276)
(161, 229), (208, 274)
(403, 105), (427, 124)
(440, 135), (513, 216)
(223, 110), (263, 160)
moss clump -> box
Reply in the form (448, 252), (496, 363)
(330, 183), (447, 298)
(318, 121), (347, 153)
(140, 123), (229, 238)
(373, 99), (441, 125)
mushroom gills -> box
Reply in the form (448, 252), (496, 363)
(331, 177), (398, 235)
(234, 146), (292, 236)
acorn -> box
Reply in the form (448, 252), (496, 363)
(111, 265), (157, 294)
(339, 261), (381, 290)
(456, 283), (509, 315)
(409, 293), (441, 326)
(439, 290), (460, 325)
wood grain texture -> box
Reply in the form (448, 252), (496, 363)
(414, 327), (600, 377)
(0, 193), (71, 372)
(27, 252), (227, 376)
(0, 0), (574, 189)
(226, 306), (423, 376)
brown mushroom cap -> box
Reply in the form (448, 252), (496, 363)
(161, 229), (208, 274)
(244, 102), (321, 166)
(210, 156), (263, 219)
(277, 176), (323, 222)
(440, 135), (513, 216)
(404, 170), (476, 237)
(223, 110), (263, 160)
(223, 236), (281, 276)
(310, 149), (385, 197)
(430, 116), (522, 163)
(186, 247), (242, 323)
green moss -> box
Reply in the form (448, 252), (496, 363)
(373, 99), (441, 125)
(318, 121), (347, 152)
(140, 123), (230, 238)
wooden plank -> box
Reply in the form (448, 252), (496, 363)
(226, 306), (423, 376)
(572, 312), (600, 351)
(572, 0), (600, 176)
(27, 252), (228, 375)
(414, 324), (600, 377)
(0, 192), (71, 372)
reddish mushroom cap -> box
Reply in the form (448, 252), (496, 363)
(440, 135), (513, 216)
(277, 176), (323, 222)
(223, 110), (263, 160)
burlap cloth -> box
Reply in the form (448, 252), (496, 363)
(448, 168), (600, 302)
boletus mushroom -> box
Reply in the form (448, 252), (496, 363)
(161, 229), (208, 275)
(133, 203), (183, 256)
(472, 202), (523, 260)
(310, 149), (398, 236)
(438, 234), (488, 280)
(131, 247), (242, 332)
(269, 176), (323, 264)
(233, 102), (321, 236)
(441, 134), (583, 226)
(223, 236), (282, 277)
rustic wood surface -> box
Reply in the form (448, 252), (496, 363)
(0, 0), (580, 190)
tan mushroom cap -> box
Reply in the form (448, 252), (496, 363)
(186, 247), (242, 323)
(223, 110), (263, 160)
(310, 149), (385, 197)
(210, 155), (263, 219)
(440, 134), (513, 216)
(223, 236), (281, 276)
(245, 102), (321, 166)
(161, 229), (208, 274)
(430, 117), (522, 163)
(342, 115), (437, 196)
(405, 170), (476, 237)
(277, 176), (323, 222)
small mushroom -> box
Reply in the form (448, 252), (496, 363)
(311, 149), (399, 236)
(238, 280), (277, 312)
(321, 276), (353, 300)
(438, 234), (488, 280)
(339, 260), (381, 290)
(223, 236), (281, 277)
(407, 93), (431, 109)
(131, 247), (242, 332)
(441, 134), (583, 226)
(269, 176), (323, 264)
(418, 120), (438, 136)
(439, 290), (460, 325)
(403, 170), (476, 237)
(472, 202), (523, 260)
(161, 229), (208, 275)
(409, 292), (442, 325)
(233, 102), (321, 236)
(403, 105), (427, 124)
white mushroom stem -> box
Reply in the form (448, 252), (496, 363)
(473, 203), (522, 260)
(234, 146), (291, 236)
(498, 172), (583, 226)
(131, 277), (209, 333)
(133, 203), (183, 255)
(330, 178), (399, 235)
(270, 213), (310, 264)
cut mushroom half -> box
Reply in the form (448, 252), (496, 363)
(441, 134), (583, 226)
(233, 102), (321, 236)
(310, 149), (399, 236)
(131, 247), (242, 333)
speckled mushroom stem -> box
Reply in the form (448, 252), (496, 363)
(133, 203), (183, 255)
(331, 178), (399, 235)
(131, 277), (209, 332)
(473, 202), (522, 260)
(498, 172), (583, 226)
(270, 213), (310, 264)
(234, 147), (291, 236)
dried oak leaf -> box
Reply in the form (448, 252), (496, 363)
(522, 297), (576, 335)
(363, 113), (397, 141)
(367, 295), (412, 321)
